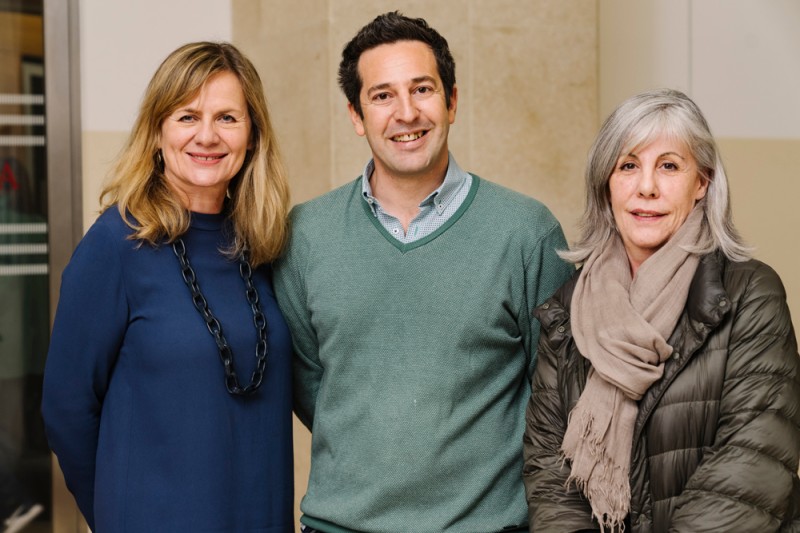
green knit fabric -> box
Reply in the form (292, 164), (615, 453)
(274, 175), (574, 533)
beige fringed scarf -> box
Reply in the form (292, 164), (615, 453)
(563, 206), (706, 531)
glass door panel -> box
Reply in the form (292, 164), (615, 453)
(0, 1), (52, 531)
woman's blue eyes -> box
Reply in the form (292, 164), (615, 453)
(176, 114), (237, 123)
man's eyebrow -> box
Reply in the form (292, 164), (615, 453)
(366, 76), (439, 95)
(411, 75), (437, 85)
(366, 82), (392, 95)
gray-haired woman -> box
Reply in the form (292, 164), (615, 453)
(523, 88), (799, 532)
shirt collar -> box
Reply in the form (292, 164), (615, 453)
(360, 152), (468, 216)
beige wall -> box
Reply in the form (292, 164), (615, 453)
(718, 138), (800, 320)
(232, 0), (596, 241)
(231, 0), (598, 524)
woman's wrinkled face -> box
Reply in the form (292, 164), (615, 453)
(160, 71), (251, 213)
(609, 135), (708, 272)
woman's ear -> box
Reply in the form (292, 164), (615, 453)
(695, 172), (710, 201)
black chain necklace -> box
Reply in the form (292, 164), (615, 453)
(172, 238), (268, 396)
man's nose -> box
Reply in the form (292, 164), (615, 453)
(393, 93), (420, 123)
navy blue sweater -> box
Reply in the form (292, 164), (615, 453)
(42, 208), (293, 532)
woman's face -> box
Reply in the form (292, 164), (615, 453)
(160, 71), (251, 214)
(609, 135), (708, 272)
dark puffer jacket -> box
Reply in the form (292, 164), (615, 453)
(523, 253), (800, 532)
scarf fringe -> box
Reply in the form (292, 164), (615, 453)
(563, 408), (631, 533)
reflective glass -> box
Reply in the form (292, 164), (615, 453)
(0, 0), (51, 531)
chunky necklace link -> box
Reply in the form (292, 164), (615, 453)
(173, 238), (268, 396)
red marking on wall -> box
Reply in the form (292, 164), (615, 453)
(1, 161), (20, 192)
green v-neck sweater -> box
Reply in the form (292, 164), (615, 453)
(274, 175), (574, 533)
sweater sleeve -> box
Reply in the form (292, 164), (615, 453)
(669, 262), (800, 532)
(273, 215), (321, 430)
(523, 295), (599, 532)
(41, 221), (129, 530)
(521, 221), (575, 377)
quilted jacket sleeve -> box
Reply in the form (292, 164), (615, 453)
(669, 261), (800, 532)
(523, 287), (599, 532)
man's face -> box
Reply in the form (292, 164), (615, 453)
(348, 40), (457, 184)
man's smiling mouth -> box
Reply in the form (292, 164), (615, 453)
(391, 131), (426, 142)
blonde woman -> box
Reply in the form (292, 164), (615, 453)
(42, 42), (293, 532)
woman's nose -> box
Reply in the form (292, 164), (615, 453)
(194, 120), (220, 145)
(637, 168), (658, 197)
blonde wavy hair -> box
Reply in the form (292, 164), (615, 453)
(100, 41), (289, 266)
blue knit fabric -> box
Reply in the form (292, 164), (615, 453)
(42, 208), (293, 532)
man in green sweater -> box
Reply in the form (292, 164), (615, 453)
(274, 11), (574, 533)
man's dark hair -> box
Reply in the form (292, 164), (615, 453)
(338, 11), (456, 118)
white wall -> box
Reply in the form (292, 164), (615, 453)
(692, 0), (800, 139)
(80, 0), (233, 132)
(600, 0), (800, 139)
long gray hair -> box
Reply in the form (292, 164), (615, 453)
(562, 88), (751, 264)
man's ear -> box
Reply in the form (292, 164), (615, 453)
(448, 85), (458, 124)
(348, 102), (366, 137)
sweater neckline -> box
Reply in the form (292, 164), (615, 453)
(189, 210), (226, 231)
(360, 174), (481, 253)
